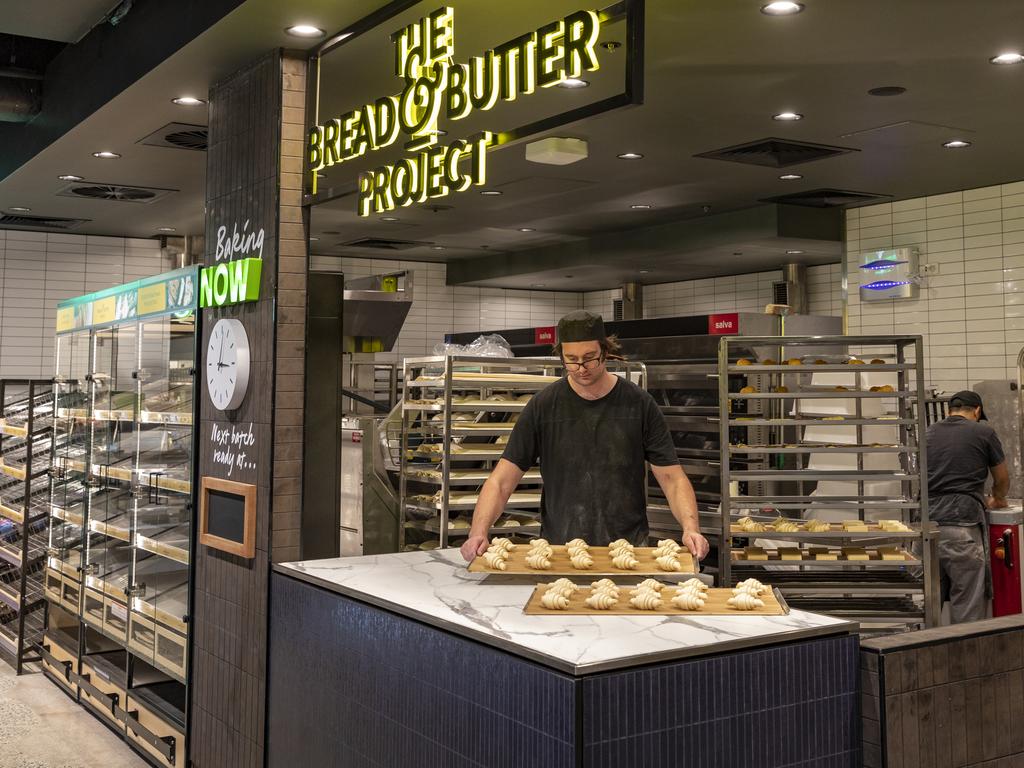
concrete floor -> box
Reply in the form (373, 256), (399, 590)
(0, 663), (147, 768)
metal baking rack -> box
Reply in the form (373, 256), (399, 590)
(399, 355), (646, 550)
(717, 335), (940, 631)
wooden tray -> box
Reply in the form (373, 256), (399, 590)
(730, 549), (915, 563)
(730, 523), (913, 535)
(469, 546), (695, 576)
(524, 585), (787, 616)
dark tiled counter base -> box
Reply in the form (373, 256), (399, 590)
(268, 572), (859, 768)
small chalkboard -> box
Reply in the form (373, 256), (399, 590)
(199, 477), (256, 558)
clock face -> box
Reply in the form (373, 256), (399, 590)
(207, 318), (250, 411)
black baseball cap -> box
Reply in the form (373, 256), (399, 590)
(950, 390), (987, 420)
(557, 311), (606, 344)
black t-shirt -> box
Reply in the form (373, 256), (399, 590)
(926, 415), (1005, 525)
(500, 376), (678, 545)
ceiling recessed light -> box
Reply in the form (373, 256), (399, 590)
(309, 237), (320, 241)
(630, 204), (652, 209)
(58, 174), (84, 182)
(156, 227), (176, 232)
(943, 139), (972, 149)
(285, 24), (324, 37)
(772, 111), (803, 121)
(92, 151), (120, 159)
(480, 190), (503, 196)
(531, 283), (546, 288)
(8, 207), (31, 213)
(172, 96), (205, 106)
(557, 78), (589, 89)
(518, 227), (535, 232)
(779, 173), (803, 180)
(760, 1), (805, 15)
(868, 86), (907, 97)
(786, 249), (804, 255)
(639, 270), (650, 274)
(990, 52), (1024, 65)
(431, 245), (445, 250)
(380, 216), (399, 221)
(617, 152), (644, 160)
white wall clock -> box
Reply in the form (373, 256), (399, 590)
(207, 318), (250, 410)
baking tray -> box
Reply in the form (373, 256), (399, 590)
(524, 585), (788, 616)
(469, 545), (696, 576)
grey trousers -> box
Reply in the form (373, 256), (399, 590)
(937, 524), (989, 624)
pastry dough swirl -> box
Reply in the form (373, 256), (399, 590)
(680, 578), (708, 593)
(629, 591), (663, 610)
(482, 552), (508, 570)
(671, 592), (706, 611)
(734, 578), (767, 596)
(585, 591), (618, 610)
(656, 539), (682, 553)
(612, 552), (639, 570)
(566, 538), (589, 551)
(655, 555), (682, 572)
(590, 578), (618, 592)
(637, 578), (664, 592)
(727, 593), (764, 610)
(541, 591), (570, 610)
(490, 537), (515, 552)
(570, 552), (594, 570)
(549, 578), (578, 595)
(525, 552), (552, 570)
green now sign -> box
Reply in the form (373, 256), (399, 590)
(199, 258), (262, 308)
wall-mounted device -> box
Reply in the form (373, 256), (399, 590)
(858, 247), (919, 301)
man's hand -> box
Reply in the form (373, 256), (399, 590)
(986, 496), (1009, 510)
(682, 530), (709, 561)
(460, 534), (490, 562)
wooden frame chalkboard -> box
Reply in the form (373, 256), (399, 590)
(199, 476), (257, 558)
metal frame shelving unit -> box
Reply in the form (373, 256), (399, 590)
(0, 379), (55, 672)
(717, 334), (940, 630)
(399, 355), (647, 549)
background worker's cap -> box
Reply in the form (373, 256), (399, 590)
(557, 311), (606, 343)
(950, 390), (987, 420)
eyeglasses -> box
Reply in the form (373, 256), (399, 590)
(562, 354), (604, 371)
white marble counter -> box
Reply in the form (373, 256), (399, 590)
(275, 549), (857, 675)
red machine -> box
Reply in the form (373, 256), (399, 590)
(988, 508), (1023, 617)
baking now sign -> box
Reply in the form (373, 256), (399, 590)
(708, 313), (739, 335)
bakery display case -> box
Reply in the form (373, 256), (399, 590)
(42, 267), (198, 765)
(717, 334), (940, 630)
(0, 380), (54, 672)
(398, 355), (646, 549)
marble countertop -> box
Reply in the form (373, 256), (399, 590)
(275, 550), (857, 675)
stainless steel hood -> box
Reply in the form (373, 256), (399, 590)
(342, 271), (414, 353)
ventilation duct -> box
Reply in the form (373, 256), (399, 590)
(772, 263), (808, 314)
(620, 282), (643, 320)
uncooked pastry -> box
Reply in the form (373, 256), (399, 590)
(680, 578), (708, 592)
(671, 592), (706, 611)
(775, 520), (800, 533)
(629, 592), (663, 610)
(591, 578), (618, 592)
(570, 552), (594, 570)
(549, 578), (578, 594)
(482, 552), (508, 570)
(637, 578), (665, 592)
(656, 555), (682, 572)
(727, 593), (764, 610)
(531, 538), (550, 548)
(608, 538), (631, 551)
(585, 591), (618, 610)
(526, 552), (552, 570)
(612, 552), (639, 570)
(491, 537), (515, 552)
(566, 538), (589, 551)
(804, 519), (831, 532)
(541, 591), (570, 610)
(656, 539), (682, 553)
(734, 578), (767, 595)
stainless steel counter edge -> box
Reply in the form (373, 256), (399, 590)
(272, 563), (859, 676)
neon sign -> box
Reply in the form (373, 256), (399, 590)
(308, 7), (603, 216)
(199, 258), (262, 308)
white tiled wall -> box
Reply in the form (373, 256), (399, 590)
(845, 181), (1024, 392)
(582, 265), (843, 320)
(0, 230), (167, 379)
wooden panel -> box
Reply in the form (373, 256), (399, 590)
(469, 546), (695, 576)
(523, 585), (786, 616)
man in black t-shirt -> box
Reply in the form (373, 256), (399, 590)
(926, 390), (1009, 623)
(460, 311), (709, 561)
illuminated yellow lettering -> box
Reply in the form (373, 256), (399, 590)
(564, 10), (600, 79)
(468, 51), (500, 112)
(357, 173), (374, 217)
(373, 96), (400, 148)
(413, 152), (429, 203)
(443, 140), (471, 192)
(391, 158), (416, 208)
(340, 110), (360, 159)
(323, 119), (342, 166)
(469, 131), (493, 186)
(372, 167), (393, 213)
(446, 64), (470, 120)
(495, 33), (536, 101)
(536, 20), (564, 88)
(308, 126), (325, 170)
(354, 108), (376, 155)
(428, 7), (455, 62)
(391, 21), (424, 79)
(400, 61), (449, 151)
(425, 145), (447, 199)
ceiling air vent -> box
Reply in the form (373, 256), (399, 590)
(762, 188), (891, 208)
(57, 182), (177, 204)
(138, 122), (209, 152)
(772, 281), (790, 305)
(0, 213), (90, 230)
(341, 238), (432, 251)
(695, 137), (857, 168)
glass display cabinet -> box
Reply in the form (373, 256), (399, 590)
(41, 267), (198, 768)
